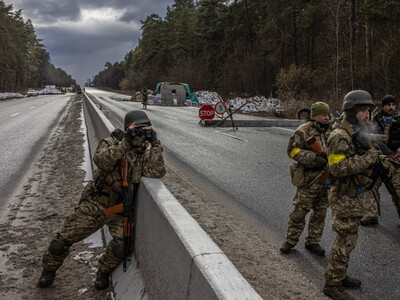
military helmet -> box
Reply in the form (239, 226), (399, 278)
(124, 110), (151, 130)
(342, 90), (374, 112)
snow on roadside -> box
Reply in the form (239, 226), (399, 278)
(196, 90), (282, 113)
(0, 92), (24, 100)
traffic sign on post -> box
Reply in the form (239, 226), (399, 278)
(199, 104), (215, 120)
(214, 101), (227, 115)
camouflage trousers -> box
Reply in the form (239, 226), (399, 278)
(285, 188), (329, 246)
(42, 197), (124, 273)
(325, 217), (361, 285)
(362, 179), (381, 218)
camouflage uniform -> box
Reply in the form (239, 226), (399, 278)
(41, 128), (166, 274)
(363, 111), (400, 219)
(325, 118), (379, 285)
(284, 120), (330, 247)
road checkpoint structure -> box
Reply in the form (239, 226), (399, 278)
(81, 92), (263, 299)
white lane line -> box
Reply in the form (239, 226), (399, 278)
(10, 113), (20, 117)
(277, 127), (295, 133)
(30, 106), (35, 109)
(216, 131), (246, 141)
(163, 114), (178, 120)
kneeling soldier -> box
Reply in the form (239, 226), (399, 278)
(38, 110), (166, 290)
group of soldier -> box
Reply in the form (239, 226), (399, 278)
(281, 90), (400, 300)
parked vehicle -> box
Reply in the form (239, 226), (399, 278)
(27, 89), (37, 97)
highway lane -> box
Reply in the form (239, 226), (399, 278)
(86, 87), (400, 300)
(0, 93), (73, 209)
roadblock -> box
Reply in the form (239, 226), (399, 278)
(81, 92), (262, 299)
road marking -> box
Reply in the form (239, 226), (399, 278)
(30, 106), (35, 109)
(216, 131), (246, 141)
(10, 113), (20, 117)
(162, 114), (178, 120)
(277, 128), (295, 133)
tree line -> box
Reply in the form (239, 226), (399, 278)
(93, 0), (400, 109)
(0, 1), (75, 92)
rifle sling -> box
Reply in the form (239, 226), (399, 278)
(104, 203), (123, 218)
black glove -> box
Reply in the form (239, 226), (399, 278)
(149, 129), (159, 146)
(124, 129), (134, 146)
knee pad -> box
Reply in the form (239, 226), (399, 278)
(49, 235), (71, 256)
(111, 242), (124, 259)
(290, 206), (309, 223)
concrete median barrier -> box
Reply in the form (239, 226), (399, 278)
(82, 92), (262, 299)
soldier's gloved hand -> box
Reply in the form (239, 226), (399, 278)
(364, 149), (381, 165)
(124, 129), (134, 147)
(314, 155), (327, 168)
(149, 129), (160, 147)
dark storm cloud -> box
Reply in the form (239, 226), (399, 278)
(118, 9), (138, 23)
(10, 0), (81, 22)
(4, 0), (174, 85)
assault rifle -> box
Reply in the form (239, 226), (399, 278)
(306, 136), (329, 186)
(352, 130), (400, 218)
(104, 159), (135, 272)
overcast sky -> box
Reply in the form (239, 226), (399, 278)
(5, 0), (175, 85)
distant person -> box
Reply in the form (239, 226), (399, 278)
(280, 102), (331, 256)
(141, 87), (148, 109)
(38, 110), (166, 290)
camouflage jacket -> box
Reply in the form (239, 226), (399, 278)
(87, 129), (166, 207)
(288, 120), (330, 190)
(327, 119), (374, 218)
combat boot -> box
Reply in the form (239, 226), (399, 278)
(38, 269), (56, 287)
(94, 270), (110, 290)
(360, 216), (378, 226)
(305, 243), (325, 256)
(323, 284), (355, 300)
(342, 276), (361, 288)
(279, 242), (295, 254)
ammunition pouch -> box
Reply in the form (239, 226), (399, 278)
(339, 174), (372, 197)
(290, 163), (307, 188)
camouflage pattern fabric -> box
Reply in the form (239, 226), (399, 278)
(285, 188), (329, 245)
(42, 128), (166, 273)
(325, 119), (380, 285)
(327, 119), (379, 218)
(42, 198), (123, 273)
(324, 217), (361, 285)
(287, 121), (330, 190)
(284, 120), (330, 246)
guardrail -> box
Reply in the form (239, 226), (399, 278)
(81, 92), (262, 299)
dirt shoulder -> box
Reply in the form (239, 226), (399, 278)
(0, 94), (326, 299)
(162, 163), (327, 299)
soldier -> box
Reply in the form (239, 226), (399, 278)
(280, 102), (331, 256)
(141, 87), (148, 109)
(323, 90), (381, 300)
(361, 94), (399, 225)
(38, 110), (166, 290)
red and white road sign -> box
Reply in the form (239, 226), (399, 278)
(94, 102), (102, 110)
(214, 101), (227, 115)
(199, 104), (215, 120)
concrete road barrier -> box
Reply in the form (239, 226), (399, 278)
(82, 92), (262, 299)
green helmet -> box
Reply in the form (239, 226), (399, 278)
(124, 110), (151, 130)
(342, 90), (374, 112)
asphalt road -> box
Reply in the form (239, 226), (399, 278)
(86, 87), (400, 300)
(0, 93), (72, 209)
